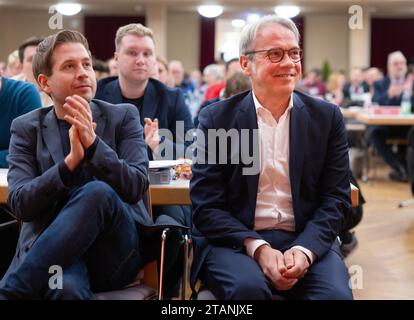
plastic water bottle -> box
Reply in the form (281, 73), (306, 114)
(400, 89), (412, 115)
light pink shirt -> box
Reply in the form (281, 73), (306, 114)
(244, 92), (315, 264)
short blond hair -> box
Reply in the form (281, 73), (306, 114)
(115, 23), (154, 51)
(7, 50), (19, 69)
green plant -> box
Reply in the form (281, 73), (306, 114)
(322, 60), (331, 82)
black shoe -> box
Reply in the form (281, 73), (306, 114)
(389, 167), (408, 182)
(340, 232), (358, 258)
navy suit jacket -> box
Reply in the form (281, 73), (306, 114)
(4, 99), (152, 278)
(372, 76), (414, 108)
(95, 77), (194, 160)
(189, 90), (351, 288)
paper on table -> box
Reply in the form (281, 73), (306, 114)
(0, 169), (7, 186)
(149, 160), (186, 170)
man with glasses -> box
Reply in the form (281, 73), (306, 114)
(190, 15), (353, 300)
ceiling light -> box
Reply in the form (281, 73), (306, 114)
(56, 3), (82, 16)
(232, 19), (246, 28)
(197, 5), (223, 18)
(274, 5), (300, 18)
(247, 13), (260, 23)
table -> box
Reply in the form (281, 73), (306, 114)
(341, 106), (364, 119)
(355, 113), (414, 126)
(0, 170), (359, 207)
(0, 169), (7, 204)
(149, 178), (359, 207)
(148, 179), (192, 206)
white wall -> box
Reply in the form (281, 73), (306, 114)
(304, 14), (349, 74)
(216, 19), (242, 62)
(0, 8), (83, 62)
(166, 11), (200, 72)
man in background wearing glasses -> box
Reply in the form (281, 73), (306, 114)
(190, 15), (353, 300)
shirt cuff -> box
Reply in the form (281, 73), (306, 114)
(244, 238), (270, 259)
(83, 136), (99, 163)
(292, 245), (316, 265)
(58, 160), (72, 187)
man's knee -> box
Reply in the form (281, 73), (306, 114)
(225, 277), (272, 300)
(77, 181), (116, 201)
(45, 279), (92, 300)
(313, 285), (353, 300)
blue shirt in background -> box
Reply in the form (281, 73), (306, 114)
(0, 77), (42, 167)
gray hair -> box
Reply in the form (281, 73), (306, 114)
(203, 64), (224, 80)
(239, 15), (300, 56)
(203, 64), (224, 81)
(387, 50), (406, 64)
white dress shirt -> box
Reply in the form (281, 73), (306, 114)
(244, 92), (315, 264)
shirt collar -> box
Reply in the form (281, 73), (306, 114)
(252, 91), (294, 116)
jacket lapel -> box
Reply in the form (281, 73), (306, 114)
(142, 80), (160, 122)
(236, 92), (260, 221)
(90, 100), (107, 139)
(289, 92), (309, 228)
(42, 102), (107, 165)
(42, 108), (64, 164)
(104, 79), (123, 104)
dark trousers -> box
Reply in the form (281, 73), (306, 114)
(367, 125), (410, 171)
(200, 230), (353, 300)
(0, 181), (142, 299)
(0, 206), (19, 279)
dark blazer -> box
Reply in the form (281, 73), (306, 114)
(95, 77), (194, 160)
(341, 81), (370, 108)
(189, 90), (351, 288)
(4, 99), (152, 278)
(372, 76), (414, 108)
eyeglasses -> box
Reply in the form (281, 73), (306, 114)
(244, 47), (303, 63)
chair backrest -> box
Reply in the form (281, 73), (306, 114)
(0, 219), (19, 279)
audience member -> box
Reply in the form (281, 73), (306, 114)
(342, 67), (369, 108)
(92, 58), (110, 80)
(0, 29), (182, 300)
(369, 51), (414, 181)
(106, 57), (118, 77)
(190, 15), (352, 300)
(202, 64), (225, 101)
(4, 50), (21, 78)
(13, 37), (53, 107)
(0, 76), (41, 168)
(325, 72), (346, 106)
(95, 24), (194, 297)
(301, 68), (327, 98)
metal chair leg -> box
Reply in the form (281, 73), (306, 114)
(181, 233), (192, 300)
(158, 228), (169, 300)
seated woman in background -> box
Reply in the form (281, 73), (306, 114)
(325, 71), (346, 106)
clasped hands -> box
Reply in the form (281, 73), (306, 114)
(63, 95), (96, 171)
(254, 245), (310, 291)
